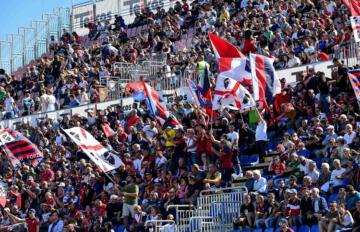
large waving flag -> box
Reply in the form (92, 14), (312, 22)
(0, 129), (43, 168)
(208, 32), (245, 58)
(213, 75), (256, 111)
(101, 123), (116, 138)
(349, 69), (360, 103)
(185, 78), (201, 107)
(63, 127), (123, 172)
(218, 57), (253, 85)
(128, 82), (181, 128)
(342, 0), (360, 16)
(250, 53), (281, 109)
(350, 16), (360, 42)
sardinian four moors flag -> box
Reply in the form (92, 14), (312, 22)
(0, 128), (43, 168)
(349, 69), (360, 104)
(350, 16), (360, 42)
(250, 53), (281, 109)
(63, 127), (123, 172)
(213, 74), (256, 111)
(217, 57), (253, 85)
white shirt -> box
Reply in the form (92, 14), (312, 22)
(227, 131), (239, 144)
(253, 177), (267, 193)
(133, 157), (143, 173)
(330, 168), (346, 187)
(186, 137), (197, 152)
(40, 94), (49, 112)
(287, 57), (301, 68)
(255, 121), (268, 141)
(47, 95), (56, 111)
(344, 131), (356, 145)
(155, 156), (167, 168)
(308, 169), (320, 183)
(5, 97), (14, 112)
(299, 159), (311, 175)
(143, 125), (158, 139)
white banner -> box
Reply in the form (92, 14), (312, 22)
(72, 1), (95, 36)
(63, 127), (122, 172)
(94, 0), (119, 23)
(351, 16), (360, 43)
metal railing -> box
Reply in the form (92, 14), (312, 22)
(166, 205), (196, 231)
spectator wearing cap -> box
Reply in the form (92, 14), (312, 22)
(285, 188), (301, 226)
(4, 208), (40, 232)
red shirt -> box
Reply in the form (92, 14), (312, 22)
(40, 169), (55, 182)
(26, 218), (40, 232)
(219, 147), (233, 169)
(271, 163), (286, 175)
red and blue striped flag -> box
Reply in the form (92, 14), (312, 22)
(0, 128), (43, 168)
(349, 69), (360, 103)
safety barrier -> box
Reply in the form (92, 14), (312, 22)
(210, 201), (242, 226)
(166, 205), (196, 231)
(197, 186), (247, 217)
(144, 220), (177, 232)
(187, 216), (223, 232)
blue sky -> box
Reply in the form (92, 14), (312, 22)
(0, 0), (76, 40)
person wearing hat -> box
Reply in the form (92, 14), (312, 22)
(284, 188), (301, 227)
(4, 207), (40, 232)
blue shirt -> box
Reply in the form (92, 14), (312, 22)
(346, 191), (360, 210)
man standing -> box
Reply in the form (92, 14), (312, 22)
(122, 175), (139, 230)
(255, 109), (267, 158)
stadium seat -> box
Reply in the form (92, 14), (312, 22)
(240, 155), (250, 166)
(249, 154), (259, 165)
(264, 229), (274, 232)
(327, 194), (338, 204)
(311, 225), (320, 232)
(291, 226), (298, 232)
(116, 225), (125, 232)
(233, 230), (241, 232)
(275, 227), (281, 232)
(298, 225), (311, 232)
(253, 228), (263, 232)
(241, 228), (251, 232)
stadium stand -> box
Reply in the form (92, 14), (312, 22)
(0, 0), (359, 232)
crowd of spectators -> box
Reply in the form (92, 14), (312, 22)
(0, 0), (359, 232)
(0, 0), (357, 118)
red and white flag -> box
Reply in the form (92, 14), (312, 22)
(63, 127), (123, 172)
(208, 32), (245, 59)
(213, 74), (256, 111)
(342, 0), (360, 16)
(250, 53), (281, 109)
(218, 57), (253, 85)
(350, 16), (360, 42)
